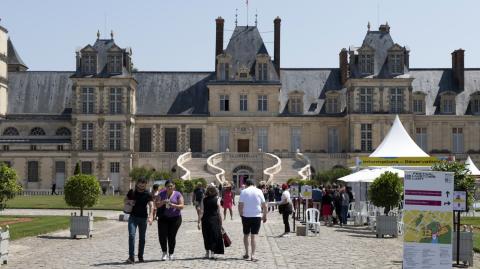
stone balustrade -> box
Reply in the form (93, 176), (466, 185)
(176, 151), (192, 180)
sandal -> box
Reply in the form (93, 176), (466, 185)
(251, 256), (258, 262)
(243, 254), (249, 260)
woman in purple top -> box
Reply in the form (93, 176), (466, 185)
(154, 180), (184, 261)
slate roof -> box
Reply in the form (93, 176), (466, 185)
(7, 38), (28, 70)
(222, 26), (279, 81)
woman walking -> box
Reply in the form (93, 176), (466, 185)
(155, 180), (184, 261)
(198, 184), (224, 259)
(321, 185), (334, 226)
(222, 183), (235, 220)
(279, 183), (293, 236)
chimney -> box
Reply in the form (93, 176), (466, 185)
(404, 47), (410, 69)
(339, 48), (348, 85)
(452, 49), (465, 91)
(274, 17), (281, 76)
(215, 16), (224, 73)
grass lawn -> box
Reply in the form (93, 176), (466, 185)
(6, 195), (124, 211)
(0, 215), (106, 240)
(461, 217), (480, 253)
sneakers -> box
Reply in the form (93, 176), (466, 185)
(243, 254), (249, 260)
(137, 256), (144, 263)
(161, 252), (169, 261)
(169, 254), (175, 261)
(126, 256), (135, 264)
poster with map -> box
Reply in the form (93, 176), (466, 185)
(403, 171), (454, 269)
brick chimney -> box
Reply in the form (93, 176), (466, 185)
(339, 48), (348, 85)
(215, 17), (224, 73)
(274, 17), (281, 76)
(452, 49), (465, 91)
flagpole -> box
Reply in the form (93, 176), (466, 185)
(246, 0), (249, 26)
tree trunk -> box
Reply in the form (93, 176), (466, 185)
(80, 207), (84, 217)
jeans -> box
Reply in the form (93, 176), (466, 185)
(341, 205), (349, 225)
(128, 215), (148, 258)
(158, 216), (182, 254)
(282, 212), (291, 233)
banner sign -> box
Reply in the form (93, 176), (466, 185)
(403, 170), (454, 269)
(358, 157), (440, 167)
(301, 185), (312, 199)
(452, 191), (467, 212)
(290, 185), (300, 198)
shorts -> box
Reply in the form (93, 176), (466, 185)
(241, 217), (261, 235)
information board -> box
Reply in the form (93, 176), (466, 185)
(301, 185), (312, 199)
(452, 191), (467, 212)
(290, 185), (300, 198)
(403, 170), (454, 269)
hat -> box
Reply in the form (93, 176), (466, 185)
(281, 183), (289, 190)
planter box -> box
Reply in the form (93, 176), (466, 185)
(296, 225), (306, 236)
(452, 232), (474, 267)
(376, 215), (398, 238)
(183, 193), (192, 205)
(70, 213), (94, 239)
(0, 226), (9, 265)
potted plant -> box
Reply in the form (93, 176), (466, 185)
(0, 164), (21, 264)
(183, 179), (194, 205)
(368, 171), (402, 238)
(64, 174), (101, 239)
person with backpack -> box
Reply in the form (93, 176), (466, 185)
(125, 178), (154, 264)
(192, 182), (205, 218)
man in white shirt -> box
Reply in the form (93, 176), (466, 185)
(238, 179), (267, 262)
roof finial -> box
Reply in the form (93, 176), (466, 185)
(235, 8), (238, 26)
(97, 30), (100, 39)
(386, 21), (389, 26)
(367, 21), (371, 32)
(255, 10), (258, 26)
(110, 30), (114, 40)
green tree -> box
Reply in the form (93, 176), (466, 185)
(172, 179), (185, 193)
(74, 162), (81, 175)
(192, 178), (207, 187)
(183, 179), (194, 193)
(314, 167), (351, 185)
(64, 174), (101, 216)
(0, 164), (22, 210)
(368, 172), (403, 215)
(151, 170), (172, 181)
(432, 161), (476, 206)
(129, 167), (153, 182)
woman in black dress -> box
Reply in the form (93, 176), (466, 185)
(197, 184), (224, 259)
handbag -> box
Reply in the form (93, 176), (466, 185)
(222, 228), (232, 247)
(123, 199), (135, 214)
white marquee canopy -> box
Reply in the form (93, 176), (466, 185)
(465, 155), (480, 176)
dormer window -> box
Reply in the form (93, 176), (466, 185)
(326, 96), (339, 113)
(289, 97), (302, 114)
(359, 53), (374, 74)
(82, 53), (97, 74)
(238, 66), (250, 80)
(412, 94), (425, 114)
(219, 63), (229, 80)
(258, 63), (268, 81)
(440, 93), (456, 114)
(389, 53), (403, 74)
(471, 92), (480, 115)
(107, 54), (122, 73)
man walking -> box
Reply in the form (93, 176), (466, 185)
(192, 182), (205, 218)
(238, 179), (267, 262)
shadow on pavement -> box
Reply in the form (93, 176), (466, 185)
(37, 235), (71, 240)
(92, 259), (162, 266)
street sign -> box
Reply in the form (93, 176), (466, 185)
(403, 170), (454, 269)
(452, 191), (467, 212)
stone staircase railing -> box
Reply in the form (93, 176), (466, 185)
(295, 151), (311, 180)
(263, 153), (282, 184)
(206, 153), (226, 184)
(177, 151), (192, 180)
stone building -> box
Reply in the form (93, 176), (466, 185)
(0, 18), (479, 192)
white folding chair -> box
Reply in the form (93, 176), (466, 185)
(306, 208), (321, 236)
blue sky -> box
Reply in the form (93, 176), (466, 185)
(2, 0), (480, 71)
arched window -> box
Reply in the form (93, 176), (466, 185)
(55, 127), (71, 136)
(3, 127), (19, 136)
(30, 127), (46, 136)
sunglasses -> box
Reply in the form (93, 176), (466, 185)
(166, 185), (174, 188)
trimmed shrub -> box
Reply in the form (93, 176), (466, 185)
(0, 164), (22, 210)
(64, 174), (101, 216)
(368, 171), (403, 215)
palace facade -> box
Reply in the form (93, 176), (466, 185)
(1, 18), (479, 192)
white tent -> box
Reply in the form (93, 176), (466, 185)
(338, 167), (405, 183)
(369, 115), (429, 158)
(465, 155), (480, 176)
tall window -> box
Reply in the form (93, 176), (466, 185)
(452, 128), (464, 153)
(257, 127), (268, 152)
(390, 88), (404, 113)
(258, 63), (268, 80)
(109, 88), (122, 114)
(219, 128), (229, 152)
(290, 97), (302, 114)
(110, 162), (120, 173)
(328, 128), (340, 153)
(83, 53), (97, 73)
(139, 128), (152, 152)
(81, 161), (93, 174)
(291, 127), (301, 152)
(240, 95), (248, 111)
(164, 128), (177, 152)
(361, 124), (372, 152)
(81, 88), (94, 114)
(389, 54), (402, 74)
(413, 98), (425, 114)
(108, 54), (122, 73)
(258, 95), (268, 112)
(81, 123), (94, 151)
(220, 63), (229, 80)
(109, 123), (122, 151)
(27, 161), (39, 182)
(442, 97), (455, 114)
(326, 97), (339, 113)
(359, 54), (373, 74)
(359, 88), (373, 113)
(415, 127), (428, 152)
(220, 95), (229, 111)
(472, 98), (480, 115)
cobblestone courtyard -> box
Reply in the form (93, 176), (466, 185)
(6, 207), (480, 269)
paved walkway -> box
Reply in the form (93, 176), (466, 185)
(6, 207), (480, 268)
